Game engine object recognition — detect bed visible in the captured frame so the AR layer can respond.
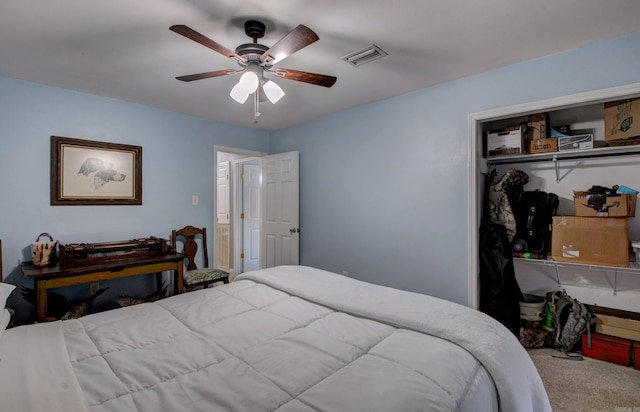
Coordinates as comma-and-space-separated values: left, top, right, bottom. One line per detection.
0, 265, 550, 411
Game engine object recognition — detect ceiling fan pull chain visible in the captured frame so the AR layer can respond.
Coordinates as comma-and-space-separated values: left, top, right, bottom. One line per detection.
254, 90, 261, 124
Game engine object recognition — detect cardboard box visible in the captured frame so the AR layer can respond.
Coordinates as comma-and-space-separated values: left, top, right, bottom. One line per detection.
594, 314, 640, 341
605, 98, 640, 141
558, 134, 594, 151
607, 137, 640, 147
486, 125, 525, 157
551, 216, 629, 267
581, 333, 631, 366
528, 113, 549, 140
573, 193, 637, 217
526, 137, 558, 154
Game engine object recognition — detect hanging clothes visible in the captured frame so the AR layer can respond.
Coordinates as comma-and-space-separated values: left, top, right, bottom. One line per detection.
479, 168, 527, 337
488, 168, 529, 242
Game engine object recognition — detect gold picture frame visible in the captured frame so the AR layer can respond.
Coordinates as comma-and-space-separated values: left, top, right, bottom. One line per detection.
51, 136, 142, 205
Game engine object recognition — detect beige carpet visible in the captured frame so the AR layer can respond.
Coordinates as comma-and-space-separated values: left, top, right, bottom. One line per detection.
529, 348, 640, 412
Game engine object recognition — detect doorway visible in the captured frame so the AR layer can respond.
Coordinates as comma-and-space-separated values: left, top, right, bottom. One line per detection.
214, 147, 301, 278
214, 146, 265, 278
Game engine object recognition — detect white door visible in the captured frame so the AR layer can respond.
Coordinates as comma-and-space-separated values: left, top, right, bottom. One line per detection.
216, 161, 231, 270
261, 151, 300, 267
242, 162, 261, 272
216, 162, 230, 224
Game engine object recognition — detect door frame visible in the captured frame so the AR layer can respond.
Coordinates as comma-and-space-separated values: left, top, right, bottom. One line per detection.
231, 157, 262, 275
213, 146, 266, 275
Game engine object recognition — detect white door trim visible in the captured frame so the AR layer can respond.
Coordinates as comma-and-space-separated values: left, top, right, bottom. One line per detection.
213, 146, 266, 274
231, 157, 262, 275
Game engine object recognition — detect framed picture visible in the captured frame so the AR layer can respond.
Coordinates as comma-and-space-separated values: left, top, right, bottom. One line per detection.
51, 136, 142, 205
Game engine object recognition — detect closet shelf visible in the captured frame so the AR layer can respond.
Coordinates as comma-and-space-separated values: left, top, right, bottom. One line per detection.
514, 257, 639, 295
486, 144, 640, 166
487, 145, 640, 182
514, 257, 640, 273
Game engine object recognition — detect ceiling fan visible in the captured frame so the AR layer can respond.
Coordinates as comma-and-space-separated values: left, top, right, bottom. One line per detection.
170, 20, 337, 115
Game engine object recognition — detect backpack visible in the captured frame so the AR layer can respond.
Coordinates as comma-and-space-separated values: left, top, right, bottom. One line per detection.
512, 190, 559, 255
546, 290, 593, 355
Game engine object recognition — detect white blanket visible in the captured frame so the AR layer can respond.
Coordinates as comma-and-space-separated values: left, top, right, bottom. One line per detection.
0, 265, 550, 412
0, 321, 89, 412
240, 266, 551, 412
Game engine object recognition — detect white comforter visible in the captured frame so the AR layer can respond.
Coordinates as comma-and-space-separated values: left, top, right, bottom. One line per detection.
0, 265, 550, 412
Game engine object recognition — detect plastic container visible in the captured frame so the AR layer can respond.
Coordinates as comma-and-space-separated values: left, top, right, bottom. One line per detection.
519, 294, 546, 321
633, 241, 640, 264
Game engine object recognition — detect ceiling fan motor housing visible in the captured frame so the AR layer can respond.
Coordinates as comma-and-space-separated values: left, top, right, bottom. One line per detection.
244, 20, 266, 41
236, 20, 269, 63
235, 43, 269, 61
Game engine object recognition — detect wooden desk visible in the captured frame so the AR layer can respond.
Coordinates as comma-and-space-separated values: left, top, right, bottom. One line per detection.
21, 253, 184, 322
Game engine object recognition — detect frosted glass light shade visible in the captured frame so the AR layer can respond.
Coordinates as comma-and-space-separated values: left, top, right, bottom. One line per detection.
230, 72, 259, 104
230, 83, 250, 103
263, 80, 285, 104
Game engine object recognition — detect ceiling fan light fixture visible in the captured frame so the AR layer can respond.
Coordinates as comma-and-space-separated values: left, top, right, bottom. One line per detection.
230, 84, 250, 104
229, 71, 259, 103
263, 80, 285, 104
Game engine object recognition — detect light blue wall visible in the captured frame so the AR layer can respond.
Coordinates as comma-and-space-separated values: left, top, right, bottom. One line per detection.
0, 77, 268, 321
271, 31, 640, 305
3, 31, 639, 321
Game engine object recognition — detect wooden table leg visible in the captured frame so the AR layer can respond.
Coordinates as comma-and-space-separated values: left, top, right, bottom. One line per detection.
174, 265, 183, 294
35, 280, 47, 322
155, 272, 163, 292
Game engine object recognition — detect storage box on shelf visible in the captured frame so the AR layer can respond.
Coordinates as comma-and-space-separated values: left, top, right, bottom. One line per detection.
558, 133, 594, 151
527, 138, 558, 154
550, 126, 596, 151
527, 112, 549, 140
608, 137, 640, 147
551, 216, 629, 267
573, 193, 637, 217
605, 97, 640, 143
485, 124, 526, 157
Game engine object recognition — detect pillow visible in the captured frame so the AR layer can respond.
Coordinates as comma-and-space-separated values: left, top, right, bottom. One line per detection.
0, 282, 15, 309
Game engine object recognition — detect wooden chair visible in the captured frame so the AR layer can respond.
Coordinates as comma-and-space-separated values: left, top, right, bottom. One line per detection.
172, 226, 229, 292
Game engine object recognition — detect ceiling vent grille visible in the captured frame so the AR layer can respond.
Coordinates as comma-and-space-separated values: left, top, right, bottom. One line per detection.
341, 44, 388, 67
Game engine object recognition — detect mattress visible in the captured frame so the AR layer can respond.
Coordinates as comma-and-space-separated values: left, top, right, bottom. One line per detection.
0, 265, 550, 411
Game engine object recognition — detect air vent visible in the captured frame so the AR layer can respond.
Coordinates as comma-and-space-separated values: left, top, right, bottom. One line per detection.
341, 44, 388, 67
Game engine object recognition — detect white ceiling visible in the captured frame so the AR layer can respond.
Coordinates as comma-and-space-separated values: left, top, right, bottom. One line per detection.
2, 1, 640, 131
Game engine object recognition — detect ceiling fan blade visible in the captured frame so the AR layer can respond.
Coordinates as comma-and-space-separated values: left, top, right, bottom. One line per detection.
176, 69, 237, 82
170, 25, 244, 63
273, 68, 337, 88
261, 25, 319, 65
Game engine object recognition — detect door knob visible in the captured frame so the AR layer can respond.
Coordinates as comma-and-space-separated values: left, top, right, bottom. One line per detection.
289, 227, 301, 234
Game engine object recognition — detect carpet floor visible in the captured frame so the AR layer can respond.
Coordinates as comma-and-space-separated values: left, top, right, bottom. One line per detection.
528, 348, 640, 412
